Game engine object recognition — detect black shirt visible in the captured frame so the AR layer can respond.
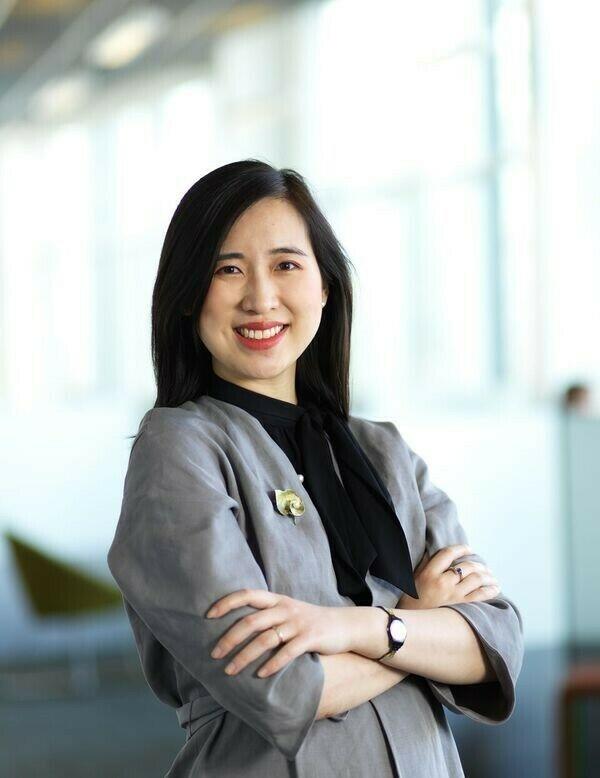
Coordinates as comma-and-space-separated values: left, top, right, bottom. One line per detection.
205, 367, 417, 605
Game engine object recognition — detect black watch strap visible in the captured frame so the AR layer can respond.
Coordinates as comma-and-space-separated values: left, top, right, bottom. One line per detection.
375, 605, 397, 661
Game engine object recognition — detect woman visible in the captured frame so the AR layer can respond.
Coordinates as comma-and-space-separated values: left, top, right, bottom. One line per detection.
107, 160, 524, 777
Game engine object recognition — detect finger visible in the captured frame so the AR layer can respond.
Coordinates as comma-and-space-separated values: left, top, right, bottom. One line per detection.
444, 561, 487, 580
257, 635, 308, 678
463, 585, 501, 602
206, 588, 278, 618
415, 551, 429, 574
224, 624, 298, 676
211, 605, 287, 659
456, 572, 498, 596
428, 544, 473, 576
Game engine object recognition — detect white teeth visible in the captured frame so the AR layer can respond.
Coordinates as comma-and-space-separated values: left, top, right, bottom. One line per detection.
237, 325, 285, 340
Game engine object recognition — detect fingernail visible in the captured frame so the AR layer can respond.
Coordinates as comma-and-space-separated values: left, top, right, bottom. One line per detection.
224, 662, 236, 674
206, 608, 216, 618
211, 646, 223, 658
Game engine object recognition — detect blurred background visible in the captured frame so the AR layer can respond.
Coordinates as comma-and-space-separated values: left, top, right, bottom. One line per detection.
0, 0, 598, 775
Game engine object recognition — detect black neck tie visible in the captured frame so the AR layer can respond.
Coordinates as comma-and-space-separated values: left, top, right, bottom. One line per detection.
296, 400, 418, 606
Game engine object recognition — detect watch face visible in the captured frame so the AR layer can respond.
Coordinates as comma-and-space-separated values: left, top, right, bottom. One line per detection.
390, 617, 407, 644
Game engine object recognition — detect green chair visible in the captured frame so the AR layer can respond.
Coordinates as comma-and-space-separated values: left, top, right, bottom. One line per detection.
3, 529, 124, 698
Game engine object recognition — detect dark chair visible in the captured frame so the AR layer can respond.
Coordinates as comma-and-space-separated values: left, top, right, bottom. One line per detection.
559, 662, 600, 778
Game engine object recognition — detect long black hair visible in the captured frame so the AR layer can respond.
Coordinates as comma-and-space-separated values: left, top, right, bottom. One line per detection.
151, 158, 356, 419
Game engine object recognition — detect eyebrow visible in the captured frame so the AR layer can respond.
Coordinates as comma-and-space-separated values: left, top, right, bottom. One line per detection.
216, 246, 308, 261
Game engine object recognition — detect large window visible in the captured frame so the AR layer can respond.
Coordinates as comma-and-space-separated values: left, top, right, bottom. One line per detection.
0, 0, 535, 414
0, 72, 215, 410
299, 0, 536, 413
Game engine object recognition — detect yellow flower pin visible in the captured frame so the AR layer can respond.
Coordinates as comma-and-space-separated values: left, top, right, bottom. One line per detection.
273, 489, 305, 525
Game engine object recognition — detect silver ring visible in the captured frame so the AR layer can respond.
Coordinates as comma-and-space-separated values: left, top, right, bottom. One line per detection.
271, 626, 285, 645
449, 566, 464, 582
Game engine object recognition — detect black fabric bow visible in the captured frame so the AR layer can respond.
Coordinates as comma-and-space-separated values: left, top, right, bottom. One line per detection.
296, 400, 418, 606
204, 367, 418, 607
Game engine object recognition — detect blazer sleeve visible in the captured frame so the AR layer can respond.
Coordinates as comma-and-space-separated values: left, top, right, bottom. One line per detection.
394, 425, 524, 724
107, 409, 325, 761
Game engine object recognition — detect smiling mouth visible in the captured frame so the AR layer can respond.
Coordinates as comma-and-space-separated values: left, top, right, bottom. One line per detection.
233, 324, 290, 350
234, 324, 289, 341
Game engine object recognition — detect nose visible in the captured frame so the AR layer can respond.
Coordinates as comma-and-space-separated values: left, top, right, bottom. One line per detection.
240, 270, 280, 314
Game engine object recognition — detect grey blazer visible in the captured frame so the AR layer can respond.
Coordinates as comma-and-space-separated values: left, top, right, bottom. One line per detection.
107, 395, 524, 778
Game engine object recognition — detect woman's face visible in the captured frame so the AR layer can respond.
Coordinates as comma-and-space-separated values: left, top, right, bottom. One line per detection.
198, 196, 328, 403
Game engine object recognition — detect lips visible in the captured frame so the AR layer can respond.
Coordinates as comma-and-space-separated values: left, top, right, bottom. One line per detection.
234, 324, 289, 350
233, 322, 288, 330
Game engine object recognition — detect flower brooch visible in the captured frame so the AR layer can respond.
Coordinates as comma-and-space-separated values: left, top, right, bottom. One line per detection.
272, 489, 305, 525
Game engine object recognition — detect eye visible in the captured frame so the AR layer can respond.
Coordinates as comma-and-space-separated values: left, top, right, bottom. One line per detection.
214, 261, 300, 275
277, 261, 300, 271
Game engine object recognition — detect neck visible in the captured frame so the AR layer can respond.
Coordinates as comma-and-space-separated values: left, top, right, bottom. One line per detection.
211, 364, 298, 405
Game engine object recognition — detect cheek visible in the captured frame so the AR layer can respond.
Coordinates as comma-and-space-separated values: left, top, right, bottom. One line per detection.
289, 310, 322, 347
198, 291, 226, 337
290, 281, 323, 318
197, 308, 210, 337
197, 311, 221, 352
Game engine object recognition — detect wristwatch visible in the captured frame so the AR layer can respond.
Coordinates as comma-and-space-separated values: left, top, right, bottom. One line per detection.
375, 605, 407, 660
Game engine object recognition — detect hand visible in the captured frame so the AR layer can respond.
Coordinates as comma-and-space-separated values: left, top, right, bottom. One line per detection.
397, 544, 501, 610
206, 589, 354, 678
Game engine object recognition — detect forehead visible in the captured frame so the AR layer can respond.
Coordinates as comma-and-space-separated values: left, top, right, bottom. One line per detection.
222, 198, 310, 246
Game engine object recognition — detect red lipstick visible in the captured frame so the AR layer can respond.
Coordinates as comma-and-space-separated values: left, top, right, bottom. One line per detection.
234, 324, 289, 351
233, 321, 287, 329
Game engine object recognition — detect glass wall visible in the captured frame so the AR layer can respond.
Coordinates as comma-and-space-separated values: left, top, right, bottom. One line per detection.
0, 0, 536, 418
